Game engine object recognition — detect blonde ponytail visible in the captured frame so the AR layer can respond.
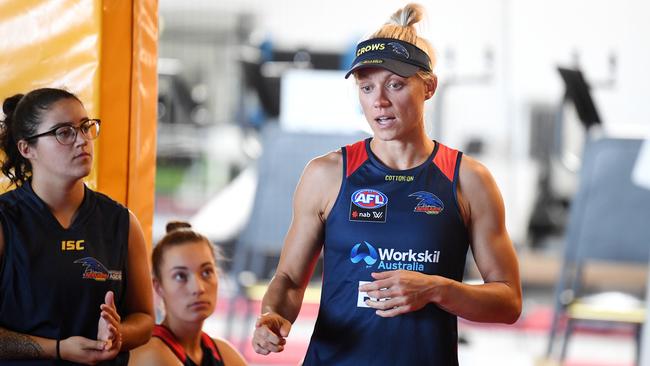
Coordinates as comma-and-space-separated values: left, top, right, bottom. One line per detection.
370, 3, 436, 72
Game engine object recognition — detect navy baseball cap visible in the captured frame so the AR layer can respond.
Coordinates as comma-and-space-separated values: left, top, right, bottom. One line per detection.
345, 38, 432, 79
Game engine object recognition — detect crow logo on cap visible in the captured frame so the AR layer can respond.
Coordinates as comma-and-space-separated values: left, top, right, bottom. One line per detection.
387, 42, 410, 59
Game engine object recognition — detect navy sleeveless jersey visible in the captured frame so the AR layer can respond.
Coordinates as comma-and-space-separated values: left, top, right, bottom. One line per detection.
303, 139, 470, 365
0, 181, 130, 366
152, 325, 225, 366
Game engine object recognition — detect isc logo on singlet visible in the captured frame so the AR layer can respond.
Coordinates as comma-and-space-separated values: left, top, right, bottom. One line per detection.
61, 240, 85, 251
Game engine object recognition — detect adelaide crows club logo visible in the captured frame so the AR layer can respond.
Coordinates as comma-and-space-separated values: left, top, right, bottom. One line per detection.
387, 42, 410, 59
349, 188, 388, 223
74, 257, 123, 281
409, 191, 444, 215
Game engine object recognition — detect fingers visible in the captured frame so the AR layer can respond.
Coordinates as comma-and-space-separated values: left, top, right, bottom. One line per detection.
101, 291, 118, 319
371, 271, 395, 280
100, 323, 118, 343
252, 325, 287, 354
375, 305, 409, 318
253, 313, 292, 355
104, 291, 115, 308
62, 336, 123, 365
99, 290, 121, 345
359, 271, 399, 293
253, 343, 271, 355
263, 330, 282, 347
361, 279, 399, 303
362, 271, 433, 318
77, 337, 108, 352
360, 270, 421, 301
98, 312, 120, 344
100, 323, 122, 352
279, 319, 292, 337
359, 279, 392, 293
97, 299, 122, 352
366, 296, 400, 310
365, 286, 397, 300
257, 325, 284, 345
103, 339, 113, 352
256, 313, 292, 336
365, 297, 411, 317
99, 295, 121, 336
100, 304, 121, 325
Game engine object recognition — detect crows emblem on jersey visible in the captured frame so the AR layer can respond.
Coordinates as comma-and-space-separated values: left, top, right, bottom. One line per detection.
409, 191, 444, 215
74, 257, 123, 281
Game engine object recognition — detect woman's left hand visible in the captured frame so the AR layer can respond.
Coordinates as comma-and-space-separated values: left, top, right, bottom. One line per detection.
359, 270, 447, 317
97, 291, 122, 354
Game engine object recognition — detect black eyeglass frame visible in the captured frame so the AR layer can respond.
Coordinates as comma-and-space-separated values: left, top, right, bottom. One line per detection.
23, 119, 101, 145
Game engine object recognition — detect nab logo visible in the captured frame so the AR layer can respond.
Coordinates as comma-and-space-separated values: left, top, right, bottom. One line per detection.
350, 241, 379, 267
349, 189, 388, 223
351, 189, 388, 209
61, 240, 85, 251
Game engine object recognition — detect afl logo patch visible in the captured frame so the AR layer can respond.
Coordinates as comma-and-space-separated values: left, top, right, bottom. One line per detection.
350, 189, 388, 223
351, 189, 388, 209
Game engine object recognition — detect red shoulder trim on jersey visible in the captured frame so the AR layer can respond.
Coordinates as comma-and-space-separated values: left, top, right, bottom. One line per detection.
152, 325, 187, 362
433, 142, 459, 182
346, 140, 368, 177
201, 332, 223, 361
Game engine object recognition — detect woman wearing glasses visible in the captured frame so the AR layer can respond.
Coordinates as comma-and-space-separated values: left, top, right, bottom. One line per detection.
0, 88, 154, 365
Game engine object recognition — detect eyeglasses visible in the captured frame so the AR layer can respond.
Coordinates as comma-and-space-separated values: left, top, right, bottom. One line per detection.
24, 119, 101, 146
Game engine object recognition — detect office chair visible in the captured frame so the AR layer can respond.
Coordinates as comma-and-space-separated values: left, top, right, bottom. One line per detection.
546, 137, 650, 363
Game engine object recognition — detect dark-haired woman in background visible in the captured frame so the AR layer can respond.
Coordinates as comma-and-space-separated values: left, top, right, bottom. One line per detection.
0, 88, 154, 365
129, 222, 246, 366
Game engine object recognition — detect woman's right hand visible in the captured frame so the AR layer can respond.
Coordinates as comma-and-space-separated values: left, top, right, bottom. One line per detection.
97, 291, 122, 353
252, 312, 292, 355
59, 336, 117, 365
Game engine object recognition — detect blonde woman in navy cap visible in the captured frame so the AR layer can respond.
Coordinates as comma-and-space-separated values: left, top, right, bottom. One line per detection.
252, 3, 522, 365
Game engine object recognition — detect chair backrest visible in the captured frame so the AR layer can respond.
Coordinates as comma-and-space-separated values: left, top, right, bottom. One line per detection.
563, 137, 650, 265
234, 124, 369, 277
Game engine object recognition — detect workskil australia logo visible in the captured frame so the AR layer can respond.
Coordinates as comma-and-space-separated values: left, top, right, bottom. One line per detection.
349, 188, 387, 223
349, 241, 439, 272
350, 241, 379, 267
